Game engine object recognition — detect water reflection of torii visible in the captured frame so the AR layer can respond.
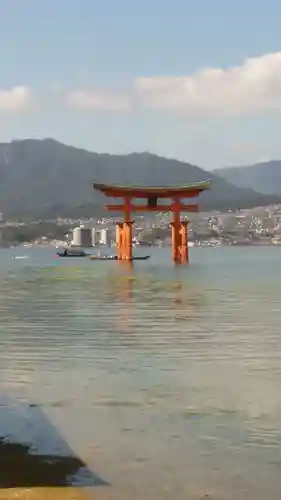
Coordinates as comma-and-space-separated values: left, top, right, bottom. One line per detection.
111, 265, 135, 333
110, 274, 204, 334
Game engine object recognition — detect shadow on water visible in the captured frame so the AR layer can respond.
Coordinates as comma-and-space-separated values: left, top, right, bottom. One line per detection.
0, 394, 109, 489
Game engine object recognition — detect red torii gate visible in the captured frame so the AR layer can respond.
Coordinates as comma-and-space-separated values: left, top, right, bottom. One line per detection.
93, 182, 210, 264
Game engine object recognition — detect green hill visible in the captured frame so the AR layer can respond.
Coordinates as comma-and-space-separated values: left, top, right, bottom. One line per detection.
0, 139, 279, 218
215, 160, 281, 196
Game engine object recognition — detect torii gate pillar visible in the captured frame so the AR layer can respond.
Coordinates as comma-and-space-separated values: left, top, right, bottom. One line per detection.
116, 221, 134, 261
171, 220, 189, 264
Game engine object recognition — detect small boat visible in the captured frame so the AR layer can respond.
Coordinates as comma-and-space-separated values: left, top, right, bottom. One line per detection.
131, 255, 150, 261
89, 255, 150, 261
56, 249, 88, 257
89, 255, 117, 261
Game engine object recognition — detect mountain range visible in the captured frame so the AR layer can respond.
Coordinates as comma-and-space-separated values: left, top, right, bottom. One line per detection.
0, 139, 279, 218
215, 160, 281, 196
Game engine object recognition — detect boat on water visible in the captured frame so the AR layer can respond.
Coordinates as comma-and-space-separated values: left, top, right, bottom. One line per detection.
56, 247, 150, 260
56, 248, 89, 257
89, 255, 117, 261
89, 255, 150, 261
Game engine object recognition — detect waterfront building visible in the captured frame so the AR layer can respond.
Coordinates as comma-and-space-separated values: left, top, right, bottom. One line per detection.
71, 226, 92, 247
92, 228, 110, 246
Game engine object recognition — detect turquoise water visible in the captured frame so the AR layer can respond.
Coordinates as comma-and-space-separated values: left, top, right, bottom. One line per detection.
1, 246, 281, 498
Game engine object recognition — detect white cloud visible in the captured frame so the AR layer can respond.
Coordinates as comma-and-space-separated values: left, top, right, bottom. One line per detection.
0, 86, 30, 112
134, 52, 281, 116
65, 89, 131, 111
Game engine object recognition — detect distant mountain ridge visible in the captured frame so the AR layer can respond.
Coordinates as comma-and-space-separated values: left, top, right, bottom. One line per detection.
214, 160, 281, 196
0, 139, 280, 218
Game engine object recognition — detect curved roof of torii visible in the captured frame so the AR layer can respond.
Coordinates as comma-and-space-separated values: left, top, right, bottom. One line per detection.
93, 181, 211, 199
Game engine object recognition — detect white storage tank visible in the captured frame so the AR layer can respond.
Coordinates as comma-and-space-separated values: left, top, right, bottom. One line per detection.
99, 228, 109, 245
92, 228, 99, 246
92, 228, 110, 246
71, 226, 92, 247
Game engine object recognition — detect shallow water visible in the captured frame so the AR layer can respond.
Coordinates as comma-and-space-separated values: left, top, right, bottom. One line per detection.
1, 246, 281, 499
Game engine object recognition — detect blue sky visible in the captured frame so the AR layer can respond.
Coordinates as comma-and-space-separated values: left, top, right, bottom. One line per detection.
1, 0, 281, 168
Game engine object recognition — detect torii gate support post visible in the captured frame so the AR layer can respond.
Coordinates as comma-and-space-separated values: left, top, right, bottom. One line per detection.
116, 222, 123, 260
180, 221, 189, 264
116, 196, 134, 261
171, 198, 189, 264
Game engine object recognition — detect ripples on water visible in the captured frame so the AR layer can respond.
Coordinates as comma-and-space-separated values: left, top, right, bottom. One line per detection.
1, 246, 281, 498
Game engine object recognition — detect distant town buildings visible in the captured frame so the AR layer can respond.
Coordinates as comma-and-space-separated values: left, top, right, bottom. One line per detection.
4, 205, 281, 248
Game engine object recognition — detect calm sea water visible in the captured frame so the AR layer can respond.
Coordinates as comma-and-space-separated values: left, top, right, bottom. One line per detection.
1, 246, 281, 499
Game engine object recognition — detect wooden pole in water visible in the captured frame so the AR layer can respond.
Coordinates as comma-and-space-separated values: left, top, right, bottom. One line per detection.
120, 196, 133, 261
171, 197, 181, 263
116, 222, 123, 260
180, 221, 189, 264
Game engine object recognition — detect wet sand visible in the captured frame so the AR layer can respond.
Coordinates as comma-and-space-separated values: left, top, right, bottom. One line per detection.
0, 489, 92, 500
0, 439, 86, 487
0, 488, 214, 500
0, 437, 216, 499
0, 438, 95, 499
